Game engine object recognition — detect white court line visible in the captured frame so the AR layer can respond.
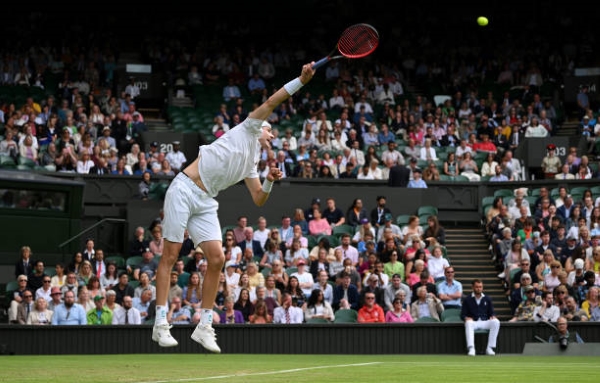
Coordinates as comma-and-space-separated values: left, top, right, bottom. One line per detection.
134, 362, 382, 383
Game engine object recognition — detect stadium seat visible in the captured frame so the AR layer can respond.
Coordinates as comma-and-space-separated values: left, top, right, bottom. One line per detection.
105, 255, 126, 269
415, 316, 440, 323
285, 267, 298, 276
441, 308, 462, 322
126, 256, 143, 271
332, 224, 355, 238
418, 205, 438, 218
396, 214, 412, 227
306, 317, 330, 324
333, 309, 358, 323
177, 272, 190, 288
493, 189, 514, 198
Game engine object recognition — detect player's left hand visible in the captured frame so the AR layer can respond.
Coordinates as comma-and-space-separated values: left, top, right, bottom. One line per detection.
267, 167, 283, 182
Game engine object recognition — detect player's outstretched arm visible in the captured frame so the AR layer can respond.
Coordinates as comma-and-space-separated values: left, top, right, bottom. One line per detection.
248, 62, 315, 123
245, 167, 283, 207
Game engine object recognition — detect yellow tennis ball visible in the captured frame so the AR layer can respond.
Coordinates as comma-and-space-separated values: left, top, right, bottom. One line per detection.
477, 16, 489, 26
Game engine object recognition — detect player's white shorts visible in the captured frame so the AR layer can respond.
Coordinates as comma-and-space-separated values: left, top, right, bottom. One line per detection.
161, 172, 221, 246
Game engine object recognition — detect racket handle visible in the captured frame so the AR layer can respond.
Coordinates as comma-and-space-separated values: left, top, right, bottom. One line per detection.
312, 57, 330, 70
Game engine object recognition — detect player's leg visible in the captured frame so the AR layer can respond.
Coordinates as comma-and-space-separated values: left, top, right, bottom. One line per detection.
187, 201, 223, 353
152, 174, 191, 347
464, 320, 476, 355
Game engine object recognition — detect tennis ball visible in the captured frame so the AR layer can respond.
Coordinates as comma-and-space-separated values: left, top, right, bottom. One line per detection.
477, 16, 489, 26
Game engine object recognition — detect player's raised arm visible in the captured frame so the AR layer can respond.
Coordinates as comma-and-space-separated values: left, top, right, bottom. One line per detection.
248, 62, 316, 123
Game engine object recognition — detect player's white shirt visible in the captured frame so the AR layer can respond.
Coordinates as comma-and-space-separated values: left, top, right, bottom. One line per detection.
198, 118, 261, 198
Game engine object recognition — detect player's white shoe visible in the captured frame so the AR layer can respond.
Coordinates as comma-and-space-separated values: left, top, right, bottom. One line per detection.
467, 347, 476, 356
191, 323, 221, 353
152, 324, 178, 347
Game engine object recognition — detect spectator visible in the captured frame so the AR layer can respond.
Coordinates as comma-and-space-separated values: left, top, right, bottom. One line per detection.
218, 295, 244, 324
51, 290, 87, 325
26, 297, 53, 325
332, 271, 360, 311
410, 285, 444, 321
386, 297, 414, 323
533, 291, 560, 322
357, 291, 385, 323
303, 288, 335, 322
437, 267, 463, 310
167, 296, 191, 325
273, 292, 303, 324
112, 295, 142, 325
87, 295, 113, 325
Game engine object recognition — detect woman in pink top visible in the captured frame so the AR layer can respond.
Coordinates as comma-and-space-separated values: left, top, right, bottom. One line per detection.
385, 296, 414, 323
308, 208, 332, 236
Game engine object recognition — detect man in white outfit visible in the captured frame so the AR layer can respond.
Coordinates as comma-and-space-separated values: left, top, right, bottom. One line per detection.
152, 62, 316, 352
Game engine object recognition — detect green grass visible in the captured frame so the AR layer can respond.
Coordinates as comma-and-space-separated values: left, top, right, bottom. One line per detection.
0, 354, 596, 383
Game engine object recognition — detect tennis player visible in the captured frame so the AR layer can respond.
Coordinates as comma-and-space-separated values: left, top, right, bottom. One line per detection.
152, 62, 316, 352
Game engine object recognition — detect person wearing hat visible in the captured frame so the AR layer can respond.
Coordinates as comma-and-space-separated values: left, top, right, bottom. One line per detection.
87, 294, 113, 325
289, 258, 314, 298
165, 140, 187, 174
407, 167, 427, 188
47, 286, 64, 311
509, 284, 540, 322
541, 143, 561, 179
304, 198, 321, 222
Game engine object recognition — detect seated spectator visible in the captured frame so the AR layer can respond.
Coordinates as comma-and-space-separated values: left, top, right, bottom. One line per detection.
133, 287, 155, 324
332, 271, 360, 311
234, 287, 255, 323
357, 291, 385, 323
248, 299, 273, 324
51, 290, 87, 325
167, 296, 191, 325
533, 291, 560, 323
385, 297, 414, 323
273, 292, 303, 324
303, 288, 335, 322
437, 267, 463, 310
410, 285, 444, 321
509, 285, 538, 322
26, 297, 53, 325
87, 295, 113, 325
112, 295, 141, 325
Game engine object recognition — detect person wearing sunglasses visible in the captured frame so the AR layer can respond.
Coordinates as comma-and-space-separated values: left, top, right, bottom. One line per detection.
8, 275, 31, 323
34, 277, 53, 303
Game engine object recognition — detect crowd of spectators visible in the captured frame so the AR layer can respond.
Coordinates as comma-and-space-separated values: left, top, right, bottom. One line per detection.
485, 184, 600, 323
7, 195, 463, 326
3, 8, 600, 335
1, 9, 600, 187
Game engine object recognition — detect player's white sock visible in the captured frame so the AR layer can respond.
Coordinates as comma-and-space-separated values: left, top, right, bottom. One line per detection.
200, 308, 213, 325
155, 305, 168, 325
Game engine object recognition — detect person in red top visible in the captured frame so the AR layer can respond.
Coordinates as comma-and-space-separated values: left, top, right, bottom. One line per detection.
357, 292, 385, 323
472, 132, 497, 154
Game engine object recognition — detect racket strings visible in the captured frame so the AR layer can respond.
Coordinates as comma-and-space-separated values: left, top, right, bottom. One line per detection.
337, 24, 379, 58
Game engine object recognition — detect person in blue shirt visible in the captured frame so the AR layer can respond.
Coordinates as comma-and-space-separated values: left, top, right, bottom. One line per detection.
51, 290, 87, 325
407, 168, 428, 188
437, 267, 463, 310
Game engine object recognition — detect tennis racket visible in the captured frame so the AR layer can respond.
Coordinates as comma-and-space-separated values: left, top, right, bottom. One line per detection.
312, 23, 379, 70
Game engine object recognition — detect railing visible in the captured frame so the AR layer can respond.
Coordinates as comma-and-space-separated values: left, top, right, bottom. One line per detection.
58, 218, 128, 262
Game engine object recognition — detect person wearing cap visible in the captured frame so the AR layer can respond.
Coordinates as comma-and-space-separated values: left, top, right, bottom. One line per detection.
509, 284, 539, 322
540, 143, 561, 179
8, 274, 31, 323
165, 140, 187, 174
86, 294, 113, 325
132, 248, 159, 281
152, 62, 315, 351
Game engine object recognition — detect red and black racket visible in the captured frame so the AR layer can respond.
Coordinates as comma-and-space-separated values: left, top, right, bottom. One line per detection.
313, 23, 379, 70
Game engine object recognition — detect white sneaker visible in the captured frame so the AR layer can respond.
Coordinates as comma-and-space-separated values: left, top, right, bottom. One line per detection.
467, 347, 476, 356
486, 347, 496, 355
152, 324, 178, 347
497, 272, 506, 279
191, 323, 221, 353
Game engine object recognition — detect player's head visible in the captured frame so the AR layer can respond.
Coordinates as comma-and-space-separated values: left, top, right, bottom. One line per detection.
259, 121, 273, 149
